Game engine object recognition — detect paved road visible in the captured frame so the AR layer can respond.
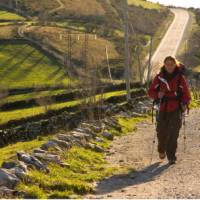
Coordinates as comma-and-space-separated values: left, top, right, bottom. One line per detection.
146, 8, 190, 80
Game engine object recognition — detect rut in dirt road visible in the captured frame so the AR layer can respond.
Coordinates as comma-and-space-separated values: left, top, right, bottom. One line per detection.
87, 108, 200, 199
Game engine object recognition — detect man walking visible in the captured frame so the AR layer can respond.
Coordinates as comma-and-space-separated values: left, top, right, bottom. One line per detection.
148, 56, 191, 164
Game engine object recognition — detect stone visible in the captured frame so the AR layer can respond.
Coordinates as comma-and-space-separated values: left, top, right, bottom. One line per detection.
101, 132, 114, 140
131, 112, 144, 117
10, 167, 27, 179
94, 145, 104, 153
72, 128, 93, 141
72, 131, 88, 140
32, 153, 61, 164
57, 134, 73, 143
17, 151, 49, 173
74, 128, 95, 139
41, 141, 62, 152
86, 143, 104, 153
86, 143, 95, 150
95, 137, 104, 143
0, 186, 18, 197
59, 162, 70, 168
1, 162, 17, 169
81, 123, 101, 133
119, 111, 131, 118
51, 139, 71, 149
33, 148, 48, 154
0, 168, 19, 189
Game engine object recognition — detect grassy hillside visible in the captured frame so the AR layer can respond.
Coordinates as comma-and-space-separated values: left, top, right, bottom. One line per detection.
179, 9, 200, 72
0, 10, 25, 21
0, 41, 70, 89
0, 1, 173, 126
24, 26, 119, 68
0, 25, 19, 38
128, 0, 161, 9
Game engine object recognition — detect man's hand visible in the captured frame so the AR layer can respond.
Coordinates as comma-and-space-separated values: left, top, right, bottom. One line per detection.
158, 91, 165, 99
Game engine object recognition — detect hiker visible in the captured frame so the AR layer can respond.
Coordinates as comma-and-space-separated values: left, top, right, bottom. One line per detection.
148, 56, 191, 165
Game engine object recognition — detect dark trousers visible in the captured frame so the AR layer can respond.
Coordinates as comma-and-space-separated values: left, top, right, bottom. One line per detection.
156, 109, 182, 160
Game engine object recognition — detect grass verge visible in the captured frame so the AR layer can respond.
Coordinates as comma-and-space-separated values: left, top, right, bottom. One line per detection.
13, 114, 148, 198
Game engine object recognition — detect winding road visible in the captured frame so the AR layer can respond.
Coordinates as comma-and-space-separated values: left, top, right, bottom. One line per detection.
146, 8, 190, 80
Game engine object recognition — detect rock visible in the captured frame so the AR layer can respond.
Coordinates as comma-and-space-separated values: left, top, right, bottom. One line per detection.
131, 112, 144, 117
17, 151, 49, 173
0, 186, 18, 197
119, 111, 131, 118
59, 162, 70, 168
72, 131, 88, 141
1, 161, 28, 178
0, 168, 19, 189
16, 161, 28, 173
32, 153, 61, 164
94, 145, 104, 153
1, 162, 17, 169
81, 123, 102, 133
33, 148, 48, 154
95, 137, 104, 143
101, 132, 114, 140
10, 167, 27, 179
57, 134, 85, 147
74, 128, 96, 139
57, 134, 73, 143
86, 143, 95, 150
51, 139, 71, 149
86, 143, 104, 153
41, 141, 62, 152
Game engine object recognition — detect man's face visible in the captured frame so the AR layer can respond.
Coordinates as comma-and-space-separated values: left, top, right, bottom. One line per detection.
164, 60, 176, 74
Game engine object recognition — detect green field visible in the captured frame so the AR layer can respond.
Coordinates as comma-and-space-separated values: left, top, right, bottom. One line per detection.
0, 10, 25, 21
0, 89, 141, 125
0, 42, 71, 89
128, 0, 162, 9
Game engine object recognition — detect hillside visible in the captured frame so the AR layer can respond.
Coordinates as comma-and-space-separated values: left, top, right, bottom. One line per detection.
0, 0, 174, 126
181, 8, 200, 73
0, 41, 69, 90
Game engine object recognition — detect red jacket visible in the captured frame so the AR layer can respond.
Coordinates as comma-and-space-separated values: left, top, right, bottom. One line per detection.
148, 67, 191, 112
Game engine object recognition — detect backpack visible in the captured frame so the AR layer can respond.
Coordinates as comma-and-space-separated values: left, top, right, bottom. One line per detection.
152, 63, 187, 122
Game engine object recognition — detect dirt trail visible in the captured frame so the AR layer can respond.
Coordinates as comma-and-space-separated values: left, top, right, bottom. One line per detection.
87, 108, 200, 199
49, 0, 65, 14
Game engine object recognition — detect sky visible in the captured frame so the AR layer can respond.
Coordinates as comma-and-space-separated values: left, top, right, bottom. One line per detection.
148, 0, 200, 8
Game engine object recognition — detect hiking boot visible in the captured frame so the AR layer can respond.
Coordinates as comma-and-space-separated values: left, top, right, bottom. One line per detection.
159, 152, 166, 160
168, 159, 176, 165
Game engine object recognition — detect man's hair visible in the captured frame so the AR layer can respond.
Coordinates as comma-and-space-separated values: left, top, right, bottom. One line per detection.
164, 56, 176, 64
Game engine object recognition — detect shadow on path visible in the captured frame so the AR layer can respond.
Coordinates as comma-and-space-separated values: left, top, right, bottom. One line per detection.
95, 162, 171, 195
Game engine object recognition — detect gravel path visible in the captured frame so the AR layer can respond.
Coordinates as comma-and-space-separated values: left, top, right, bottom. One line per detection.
87, 108, 200, 199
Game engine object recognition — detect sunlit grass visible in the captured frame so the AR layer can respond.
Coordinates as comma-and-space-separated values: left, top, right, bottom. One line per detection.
128, 0, 162, 9
0, 135, 52, 165
16, 114, 145, 198
1, 89, 68, 104
0, 10, 25, 21
0, 88, 142, 125
0, 42, 72, 89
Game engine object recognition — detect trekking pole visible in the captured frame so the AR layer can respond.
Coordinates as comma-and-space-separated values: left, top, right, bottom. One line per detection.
183, 113, 186, 153
150, 98, 161, 165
